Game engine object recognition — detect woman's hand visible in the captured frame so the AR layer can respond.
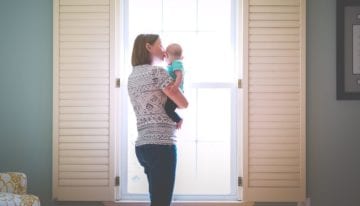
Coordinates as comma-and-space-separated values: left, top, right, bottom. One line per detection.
162, 83, 188, 109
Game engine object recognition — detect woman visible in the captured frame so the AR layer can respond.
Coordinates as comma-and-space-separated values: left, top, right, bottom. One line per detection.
127, 34, 188, 206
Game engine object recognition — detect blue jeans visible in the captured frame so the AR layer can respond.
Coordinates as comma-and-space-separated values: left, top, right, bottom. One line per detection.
135, 144, 177, 206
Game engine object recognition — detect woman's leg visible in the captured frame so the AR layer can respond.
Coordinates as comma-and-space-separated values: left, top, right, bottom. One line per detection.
136, 144, 177, 206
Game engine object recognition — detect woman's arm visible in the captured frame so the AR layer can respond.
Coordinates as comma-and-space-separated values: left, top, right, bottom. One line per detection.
162, 83, 188, 109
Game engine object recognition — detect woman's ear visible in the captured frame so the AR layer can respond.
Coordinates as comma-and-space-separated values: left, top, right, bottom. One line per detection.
145, 43, 152, 52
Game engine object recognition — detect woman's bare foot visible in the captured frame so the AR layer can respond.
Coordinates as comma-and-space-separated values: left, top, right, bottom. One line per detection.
176, 119, 183, 129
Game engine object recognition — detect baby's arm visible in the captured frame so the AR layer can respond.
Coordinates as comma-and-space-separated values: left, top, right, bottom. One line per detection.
173, 70, 183, 88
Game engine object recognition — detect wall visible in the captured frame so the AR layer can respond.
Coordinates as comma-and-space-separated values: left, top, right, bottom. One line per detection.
1, 0, 360, 205
0, 0, 98, 205
307, 0, 360, 205
0, 0, 53, 205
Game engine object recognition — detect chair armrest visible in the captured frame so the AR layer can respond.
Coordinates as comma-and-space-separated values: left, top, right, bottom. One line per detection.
0, 172, 27, 195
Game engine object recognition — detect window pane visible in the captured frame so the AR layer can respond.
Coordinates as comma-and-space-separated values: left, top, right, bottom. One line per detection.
183, 32, 234, 83
163, 0, 197, 31
129, 0, 163, 33
198, 0, 232, 31
197, 88, 232, 141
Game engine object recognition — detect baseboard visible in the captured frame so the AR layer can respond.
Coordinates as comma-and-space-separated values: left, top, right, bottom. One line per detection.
103, 201, 254, 206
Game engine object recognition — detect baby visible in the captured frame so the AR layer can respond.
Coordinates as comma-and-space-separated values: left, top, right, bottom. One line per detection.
165, 43, 184, 129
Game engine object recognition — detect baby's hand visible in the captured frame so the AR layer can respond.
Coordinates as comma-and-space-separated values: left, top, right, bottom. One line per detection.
176, 119, 183, 129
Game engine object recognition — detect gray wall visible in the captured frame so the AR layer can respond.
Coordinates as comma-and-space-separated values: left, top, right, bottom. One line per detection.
307, 0, 360, 206
1, 0, 360, 205
0, 0, 54, 205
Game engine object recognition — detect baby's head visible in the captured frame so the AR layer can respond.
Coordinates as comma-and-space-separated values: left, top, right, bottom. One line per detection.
165, 43, 183, 64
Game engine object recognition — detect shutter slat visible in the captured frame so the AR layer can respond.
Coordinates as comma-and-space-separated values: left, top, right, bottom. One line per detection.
60, 34, 110, 42
249, 13, 299, 21
249, 42, 299, 50
249, 129, 300, 137
250, 0, 300, 6
60, 106, 109, 114
250, 6, 300, 13
250, 35, 300, 43
249, 180, 300, 187
250, 144, 299, 151
60, 0, 109, 6
250, 122, 300, 129
249, 21, 299, 28
250, 28, 299, 34
60, 100, 109, 106
59, 143, 109, 150
60, 71, 109, 78
60, 64, 109, 70
60, 114, 109, 121
60, 157, 109, 165
60, 85, 109, 92
59, 165, 109, 172
250, 115, 299, 122
60, 78, 109, 85
59, 128, 109, 136
250, 158, 299, 165
60, 179, 109, 186
59, 171, 108, 179
250, 173, 300, 180
59, 136, 109, 143
250, 79, 299, 86
249, 64, 299, 71
60, 121, 109, 128
249, 93, 299, 100
249, 71, 299, 78
60, 93, 109, 100
60, 49, 109, 57
60, 42, 109, 49
250, 137, 299, 144
250, 57, 300, 64
60, 27, 109, 35
60, 5, 109, 12
60, 13, 109, 20
59, 150, 108, 157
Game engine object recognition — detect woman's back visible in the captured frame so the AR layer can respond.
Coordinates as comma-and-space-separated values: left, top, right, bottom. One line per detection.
127, 64, 176, 146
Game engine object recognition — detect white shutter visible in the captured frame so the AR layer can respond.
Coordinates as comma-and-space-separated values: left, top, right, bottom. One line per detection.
53, 0, 116, 201
242, 0, 306, 202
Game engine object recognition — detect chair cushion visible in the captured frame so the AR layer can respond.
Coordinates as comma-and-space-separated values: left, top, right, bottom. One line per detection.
0, 172, 27, 195
0, 192, 40, 206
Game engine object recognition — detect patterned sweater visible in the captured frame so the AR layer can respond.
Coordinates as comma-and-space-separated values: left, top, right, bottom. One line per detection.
127, 64, 176, 146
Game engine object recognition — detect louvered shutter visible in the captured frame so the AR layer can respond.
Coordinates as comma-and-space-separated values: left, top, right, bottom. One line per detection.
242, 0, 306, 202
53, 0, 116, 201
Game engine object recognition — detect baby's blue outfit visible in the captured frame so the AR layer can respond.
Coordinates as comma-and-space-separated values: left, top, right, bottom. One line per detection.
167, 60, 184, 92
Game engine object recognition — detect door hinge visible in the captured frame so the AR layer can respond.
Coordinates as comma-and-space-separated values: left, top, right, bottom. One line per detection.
116, 78, 121, 88
115, 176, 120, 186
238, 176, 243, 187
238, 79, 242, 89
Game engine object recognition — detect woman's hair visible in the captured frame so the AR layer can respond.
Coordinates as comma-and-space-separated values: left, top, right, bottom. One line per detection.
131, 34, 160, 66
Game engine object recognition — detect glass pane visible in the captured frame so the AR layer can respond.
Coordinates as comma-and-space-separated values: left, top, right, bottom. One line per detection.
197, 88, 232, 141
186, 32, 234, 83
198, 0, 232, 31
174, 88, 232, 195
128, 0, 163, 33
163, 0, 197, 31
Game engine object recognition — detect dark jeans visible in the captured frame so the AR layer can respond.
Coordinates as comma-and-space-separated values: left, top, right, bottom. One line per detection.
165, 98, 182, 123
135, 144, 177, 206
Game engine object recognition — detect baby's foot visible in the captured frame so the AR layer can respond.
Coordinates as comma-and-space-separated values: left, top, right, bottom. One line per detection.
176, 119, 183, 129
